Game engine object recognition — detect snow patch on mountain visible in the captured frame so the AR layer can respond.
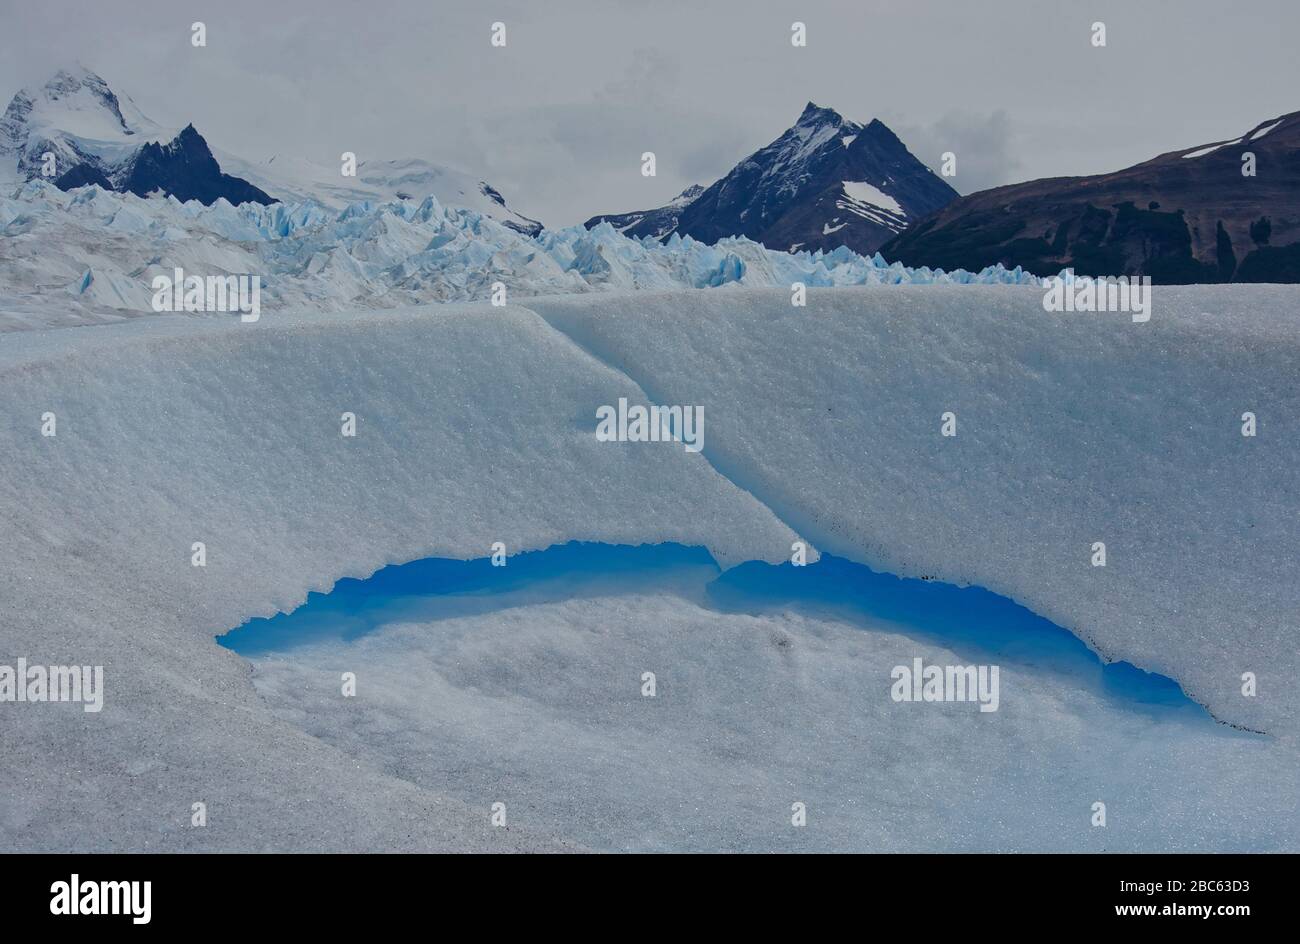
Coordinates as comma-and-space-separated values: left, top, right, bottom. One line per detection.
1182, 138, 1242, 160
1250, 120, 1284, 140
841, 180, 905, 216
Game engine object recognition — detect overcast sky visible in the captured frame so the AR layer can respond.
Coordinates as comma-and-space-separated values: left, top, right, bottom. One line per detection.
3, 0, 1298, 226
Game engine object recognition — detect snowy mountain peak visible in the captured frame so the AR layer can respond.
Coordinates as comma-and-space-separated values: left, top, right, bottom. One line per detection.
796, 101, 855, 130
670, 184, 705, 206
582, 183, 705, 238
1, 66, 169, 188
37, 66, 133, 134
0, 67, 274, 206
1, 66, 158, 159
582, 183, 706, 239
2, 68, 543, 226
767, 105, 862, 173
587, 102, 956, 255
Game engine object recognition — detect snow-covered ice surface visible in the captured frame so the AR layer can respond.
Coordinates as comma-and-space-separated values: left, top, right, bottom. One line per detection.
1, 286, 1296, 850
0, 180, 1046, 332
529, 287, 1300, 738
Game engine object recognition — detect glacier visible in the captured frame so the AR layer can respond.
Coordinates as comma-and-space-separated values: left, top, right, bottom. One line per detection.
0, 286, 1296, 851
0, 179, 1047, 331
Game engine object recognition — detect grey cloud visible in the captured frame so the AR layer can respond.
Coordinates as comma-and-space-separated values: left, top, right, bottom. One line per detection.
2, 0, 1298, 225
885, 110, 1023, 195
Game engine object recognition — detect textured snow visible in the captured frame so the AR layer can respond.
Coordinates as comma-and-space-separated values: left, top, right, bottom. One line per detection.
0, 180, 1047, 331
1, 286, 1296, 851
4, 66, 162, 145
21, 79, 142, 142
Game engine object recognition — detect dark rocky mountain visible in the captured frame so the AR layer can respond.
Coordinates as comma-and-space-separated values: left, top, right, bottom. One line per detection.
50, 162, 112, 191
585, 184, 704, 239
586, 103, 958, 255
116, 124, 273, 205
2, 67, 274, 207
882, 111, 1300, 283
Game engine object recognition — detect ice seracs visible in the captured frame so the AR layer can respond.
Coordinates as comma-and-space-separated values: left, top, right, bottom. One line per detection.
0, 180, 1053, 330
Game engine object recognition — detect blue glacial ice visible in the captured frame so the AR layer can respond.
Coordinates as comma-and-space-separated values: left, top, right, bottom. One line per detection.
0, 180, 1049, 329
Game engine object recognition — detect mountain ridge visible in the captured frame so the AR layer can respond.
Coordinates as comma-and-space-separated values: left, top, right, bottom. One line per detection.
0, 66, 273, 206
586, 102, 958, 255
1, 66, 543, 229
882, 110, 1300, 283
